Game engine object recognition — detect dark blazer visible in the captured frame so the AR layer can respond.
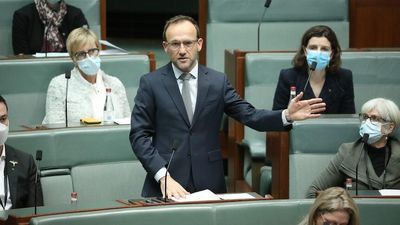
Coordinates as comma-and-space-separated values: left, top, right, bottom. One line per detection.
12, 3, 88, 55
130, 63, 287, 197
4, 145, 43, 209
272, 67, 355, 114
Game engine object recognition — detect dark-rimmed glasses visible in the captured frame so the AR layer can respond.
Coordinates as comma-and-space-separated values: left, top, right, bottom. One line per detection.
359, 113, 388, 125
165, 40, 198, 51
74, 48, 100, 61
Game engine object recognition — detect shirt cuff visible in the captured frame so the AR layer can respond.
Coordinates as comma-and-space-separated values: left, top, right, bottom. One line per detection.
282, 109, 292, 126
154, 167, 168, 182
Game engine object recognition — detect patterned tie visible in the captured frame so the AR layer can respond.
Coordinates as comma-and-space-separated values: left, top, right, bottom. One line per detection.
179, 73, 193, 123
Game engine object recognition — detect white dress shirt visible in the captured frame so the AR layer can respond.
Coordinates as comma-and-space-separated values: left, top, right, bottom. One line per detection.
0, 145, 12, 210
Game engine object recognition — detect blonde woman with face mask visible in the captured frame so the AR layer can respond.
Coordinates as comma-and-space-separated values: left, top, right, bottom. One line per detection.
307, 98, 400, 198
42, 27, 130, 125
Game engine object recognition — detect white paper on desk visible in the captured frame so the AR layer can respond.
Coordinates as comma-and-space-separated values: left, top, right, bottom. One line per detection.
99, 40, 128, 53
113, 117, 131, 125
217, 193, 255, 200
171, 189, 222, 202
379, 189, 400, 196
33, 52, 69, 57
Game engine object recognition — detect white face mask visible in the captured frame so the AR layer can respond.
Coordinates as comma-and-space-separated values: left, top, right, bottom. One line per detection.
0, 123, 9, 146
77, 56, 101, 76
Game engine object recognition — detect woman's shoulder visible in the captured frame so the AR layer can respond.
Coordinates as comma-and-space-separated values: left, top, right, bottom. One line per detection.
334, 67, 353, 79
279, 67, 304, 80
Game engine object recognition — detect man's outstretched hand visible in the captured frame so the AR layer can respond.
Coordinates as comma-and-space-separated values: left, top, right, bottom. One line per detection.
286, 92, 326, 121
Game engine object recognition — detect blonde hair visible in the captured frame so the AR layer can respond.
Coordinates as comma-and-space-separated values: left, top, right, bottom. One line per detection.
66, 27, 100, 59
298, 187, 360, 225
361, 98, 400, 134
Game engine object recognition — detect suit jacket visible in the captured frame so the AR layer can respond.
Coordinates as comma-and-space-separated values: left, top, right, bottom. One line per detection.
12, 3, 88, 55
130, 63, 287, 197
272, 67, 355, 114
4, 145, 43, 209
307, 138, 400, 198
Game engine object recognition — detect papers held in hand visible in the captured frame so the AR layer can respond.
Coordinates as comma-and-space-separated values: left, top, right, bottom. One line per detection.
171, 189, 255, 202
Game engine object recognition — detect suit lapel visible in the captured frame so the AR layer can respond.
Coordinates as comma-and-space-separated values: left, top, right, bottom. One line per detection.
192, 65, 210, 127
161, 63, 191, 126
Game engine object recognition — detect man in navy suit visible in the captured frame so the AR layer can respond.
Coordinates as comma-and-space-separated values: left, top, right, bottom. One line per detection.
129, 15, 326, 199
0, 95, 43, 209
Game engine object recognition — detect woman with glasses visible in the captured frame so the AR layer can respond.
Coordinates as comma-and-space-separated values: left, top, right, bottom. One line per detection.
42, 27, 130, 124
299, 187, 360, 225
307, 98, 400, 198
272, 25, 355, 114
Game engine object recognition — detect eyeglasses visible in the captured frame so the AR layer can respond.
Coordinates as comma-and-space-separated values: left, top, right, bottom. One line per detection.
74, 48, 100, 61
165, 40, 198, 51
359, 113, 388, 125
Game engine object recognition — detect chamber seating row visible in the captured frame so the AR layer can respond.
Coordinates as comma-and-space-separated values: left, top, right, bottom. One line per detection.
7, 125, 146, 206
199, 0, 349, 72
224, 50, 400, 197
0, 52, 155, 130
0, 0, 105, 57
27, 198, 400, 225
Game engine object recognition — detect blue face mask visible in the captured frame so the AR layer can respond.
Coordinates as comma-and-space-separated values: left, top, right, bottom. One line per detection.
359, 119, 383, 144
306, 50, 331, 71
77, 56, 101, 76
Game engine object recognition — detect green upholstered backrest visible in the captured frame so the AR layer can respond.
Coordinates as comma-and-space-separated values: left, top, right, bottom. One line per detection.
7, 125, 135, 169
0, 53, 150, 130
0, 0, 101, 57
341, 51, 400, 111
29, 205, 216, 225
207, 0, 349, 72
28, 198, 400, 225
289, 116, 360, 199
71, 161, 146, 202
243, 52, 294, 159
7, 125, 147, 205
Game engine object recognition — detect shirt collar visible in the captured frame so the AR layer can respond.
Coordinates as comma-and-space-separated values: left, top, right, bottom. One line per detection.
172, 61, 199, 80
0, 145, 5, 160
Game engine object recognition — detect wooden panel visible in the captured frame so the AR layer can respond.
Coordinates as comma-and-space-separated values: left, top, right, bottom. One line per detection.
198, 0, 208, 66
267, 131, 289, 199
350, 0, 400, 48
100, 0, 107, 40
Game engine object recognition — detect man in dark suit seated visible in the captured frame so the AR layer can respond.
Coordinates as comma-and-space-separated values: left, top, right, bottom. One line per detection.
0, 95, 43, 209
129, 15, 326, 199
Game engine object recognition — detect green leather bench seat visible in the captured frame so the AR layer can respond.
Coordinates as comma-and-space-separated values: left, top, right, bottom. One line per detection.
289, 116, 400, 199
0, 0, 101, 57
28, 198, 400, 225
289, 116, 360, 199
208, 0, 349, 71
7, 125, 146, 206
0, 53, 150, 130
242, 51, 400, 192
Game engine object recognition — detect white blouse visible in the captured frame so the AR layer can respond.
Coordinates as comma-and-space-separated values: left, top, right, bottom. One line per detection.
42, 67, 131, 124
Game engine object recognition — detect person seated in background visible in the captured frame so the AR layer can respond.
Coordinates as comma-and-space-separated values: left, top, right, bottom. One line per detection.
307, 98, 400, 198
42, 27, 130, 124
12, 0, 88, 55
0, 95, 43, 209
273, 25, 355, 114
299, 187, 360, 225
